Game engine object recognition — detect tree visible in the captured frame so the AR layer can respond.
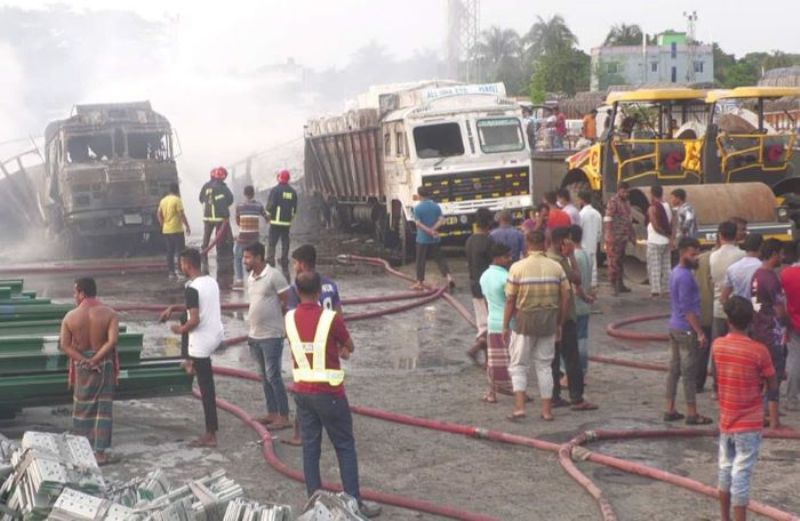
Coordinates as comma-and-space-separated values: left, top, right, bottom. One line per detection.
603, 24, 646, 47
524, 15, 578, 59
529, 48, 590, 97
474, 27, 526, 94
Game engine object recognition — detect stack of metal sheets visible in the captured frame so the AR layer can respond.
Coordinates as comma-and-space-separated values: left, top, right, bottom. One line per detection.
48, 487, 133, 520
222, 498, 292, 521
107, 469, 173, 507
0, 435, 17, 481
0, 432, 105, 520
129, 470, 243, 521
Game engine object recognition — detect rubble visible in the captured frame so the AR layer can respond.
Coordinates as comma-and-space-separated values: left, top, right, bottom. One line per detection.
295, 491, 368, 521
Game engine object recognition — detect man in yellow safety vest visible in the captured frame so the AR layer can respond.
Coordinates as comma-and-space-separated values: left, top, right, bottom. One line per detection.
284, 271, 381, 518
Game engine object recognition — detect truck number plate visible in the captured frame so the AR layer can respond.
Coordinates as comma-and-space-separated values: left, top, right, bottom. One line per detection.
123, 214, 143, 225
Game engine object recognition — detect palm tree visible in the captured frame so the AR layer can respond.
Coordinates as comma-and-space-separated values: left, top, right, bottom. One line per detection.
475, 26, 521, 68
524, 15, 578, 59
603, 24, 646, 46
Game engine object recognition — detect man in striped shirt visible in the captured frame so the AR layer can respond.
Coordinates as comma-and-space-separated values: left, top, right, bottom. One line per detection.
234, 185, 269, 287
713, 296, 779, 521
503, 229, 570, 421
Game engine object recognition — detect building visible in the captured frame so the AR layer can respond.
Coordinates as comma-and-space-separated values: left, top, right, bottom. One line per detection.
590, 31, 714, 91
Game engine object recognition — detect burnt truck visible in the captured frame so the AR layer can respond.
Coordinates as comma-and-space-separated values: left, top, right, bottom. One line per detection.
304, 81, 533, 260
38, 102, 179, 253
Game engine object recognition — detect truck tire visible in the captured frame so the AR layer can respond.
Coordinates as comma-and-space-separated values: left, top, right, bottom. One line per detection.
399, 213, 415, 264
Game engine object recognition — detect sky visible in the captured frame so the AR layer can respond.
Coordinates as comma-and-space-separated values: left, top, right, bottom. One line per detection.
7, 0, 800, 72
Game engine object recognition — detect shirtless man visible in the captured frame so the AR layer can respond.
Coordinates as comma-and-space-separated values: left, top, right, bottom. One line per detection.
59, 277, 119, 465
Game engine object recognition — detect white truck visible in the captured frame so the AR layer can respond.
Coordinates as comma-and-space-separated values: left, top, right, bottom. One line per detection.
304, 80, 533, 259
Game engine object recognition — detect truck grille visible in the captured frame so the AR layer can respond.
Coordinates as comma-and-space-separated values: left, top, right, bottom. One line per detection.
422, 167, 529, 203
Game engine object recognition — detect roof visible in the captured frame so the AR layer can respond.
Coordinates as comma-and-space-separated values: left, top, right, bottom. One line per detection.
606, 88, 706, 104
706, 87, 800, 102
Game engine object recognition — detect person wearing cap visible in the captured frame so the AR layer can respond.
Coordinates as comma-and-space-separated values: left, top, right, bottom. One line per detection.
199, 167, 234, 275
266, 169, 298, 279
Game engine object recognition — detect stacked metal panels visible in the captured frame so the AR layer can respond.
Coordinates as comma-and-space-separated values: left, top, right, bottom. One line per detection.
49, 488, 133, 520
0, 432, 105, 520
0, 278, 192, 418
222, 498, 292, 521
0, 435, 17, 481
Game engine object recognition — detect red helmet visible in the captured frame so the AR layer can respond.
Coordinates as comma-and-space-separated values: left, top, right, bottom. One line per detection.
210, 166, 228, 180
278, 169, 290, 184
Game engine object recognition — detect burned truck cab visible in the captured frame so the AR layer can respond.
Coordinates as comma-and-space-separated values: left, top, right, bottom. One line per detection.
42, 102, 179, 251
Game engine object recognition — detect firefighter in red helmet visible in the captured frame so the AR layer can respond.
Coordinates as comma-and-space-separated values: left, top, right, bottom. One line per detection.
199, 166, 235, 275
266, 169, 298, 277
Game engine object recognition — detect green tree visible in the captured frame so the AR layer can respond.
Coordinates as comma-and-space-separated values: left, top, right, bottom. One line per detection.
530, 48, 590, 97
603, 24, 647, 46
474, 26, 527, 94
524, 14, 578, 59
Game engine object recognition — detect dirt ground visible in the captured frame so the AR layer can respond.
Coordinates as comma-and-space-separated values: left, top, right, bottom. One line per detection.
2, 216, 799, 520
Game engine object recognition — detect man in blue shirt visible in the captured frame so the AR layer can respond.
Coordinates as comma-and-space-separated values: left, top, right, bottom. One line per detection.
490, 210, 525, 262
412, 186, 453, 290
665, 237, 712, 425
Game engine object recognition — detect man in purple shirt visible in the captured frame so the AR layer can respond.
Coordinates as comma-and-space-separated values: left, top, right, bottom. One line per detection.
489, 210, 524, 262
664, 237, 713, 425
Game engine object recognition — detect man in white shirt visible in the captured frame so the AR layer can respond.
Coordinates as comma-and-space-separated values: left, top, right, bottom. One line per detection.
243, 242, 292, 429
557, 188, 581, 226
577, 190, 602, 288
160, 248, 224, 448
646, 185, 673, 297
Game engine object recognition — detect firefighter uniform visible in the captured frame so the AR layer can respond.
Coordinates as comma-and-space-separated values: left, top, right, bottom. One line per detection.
199, 178, 234, 271
266, 182, 298, 274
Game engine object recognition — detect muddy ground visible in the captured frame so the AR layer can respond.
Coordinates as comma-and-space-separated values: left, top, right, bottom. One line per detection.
2, 215, 799, 521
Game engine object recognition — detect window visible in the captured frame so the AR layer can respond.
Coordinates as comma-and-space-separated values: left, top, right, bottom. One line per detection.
395, 131, 405, 157
128, 132, 172, 160
383, 132, 391, 157
607, 62, 619, 74
476, 118, 524, 153
694, 61, 704, 73
651, 62, 658, 73
412, 123, 465, 159
671, 66, 677, 83
65, 135, 113, 163
670, 42, 677, 59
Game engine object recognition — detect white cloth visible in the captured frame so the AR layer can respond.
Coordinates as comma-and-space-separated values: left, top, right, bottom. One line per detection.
507, 331, 555, 397
471, 298, 488, 338
580, 204, 602, 287
247, 264, 290, 339
561, 203, 581, 226
647, 201, 672, 245
710, 244, 746, 319
187, 275, 224, 358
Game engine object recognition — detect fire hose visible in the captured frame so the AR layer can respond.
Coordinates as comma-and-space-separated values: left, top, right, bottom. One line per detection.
4, 254, 799, 519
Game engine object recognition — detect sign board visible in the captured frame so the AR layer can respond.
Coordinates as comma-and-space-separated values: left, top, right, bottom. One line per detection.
422, 83, 506, 102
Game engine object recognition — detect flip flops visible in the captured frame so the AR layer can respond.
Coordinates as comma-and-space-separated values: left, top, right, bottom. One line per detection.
663, 411, 685, 422
685, 415, 713, 425
507, 412, 527, 422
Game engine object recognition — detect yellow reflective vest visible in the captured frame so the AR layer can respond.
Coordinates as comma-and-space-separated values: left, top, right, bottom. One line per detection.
285, 308, 344, 386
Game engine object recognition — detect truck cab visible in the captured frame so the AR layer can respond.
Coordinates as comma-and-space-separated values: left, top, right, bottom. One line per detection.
41, 102, 179, 253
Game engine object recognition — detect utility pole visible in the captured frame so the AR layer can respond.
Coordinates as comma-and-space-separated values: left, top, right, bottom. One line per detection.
446, 0, 480, 82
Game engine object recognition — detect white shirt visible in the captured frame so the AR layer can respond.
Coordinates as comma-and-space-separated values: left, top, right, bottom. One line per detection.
186, 275, 224, 358
560, 202, 581, 226
647, 201, 672, 245
710, 243, 746, 318
247, 265, 290, 339
579, 204, 602, 254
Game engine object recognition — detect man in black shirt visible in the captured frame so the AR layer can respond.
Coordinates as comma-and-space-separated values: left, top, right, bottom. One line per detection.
266, 169, 298, 279
465, 208, 495, 365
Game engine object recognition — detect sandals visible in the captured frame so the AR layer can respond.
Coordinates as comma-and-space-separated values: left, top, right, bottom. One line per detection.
571, 401, 598, 411
663, 411, 685, 422
685, 415, 713, 425
481, 394, 498, 404
507, 412, 526, 422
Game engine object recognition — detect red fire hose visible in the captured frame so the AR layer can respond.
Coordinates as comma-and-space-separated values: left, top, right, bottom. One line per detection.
606, 314, 670, 342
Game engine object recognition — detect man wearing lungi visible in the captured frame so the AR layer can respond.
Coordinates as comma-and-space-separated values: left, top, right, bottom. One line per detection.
60, 277, 119, 465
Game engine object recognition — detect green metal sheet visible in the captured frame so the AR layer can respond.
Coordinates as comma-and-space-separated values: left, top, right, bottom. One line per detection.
0, 304, 73, 321
0, 279, 23, 293
0, 345, 142, 373
0, 298, 51, 305
0, 288, 10, 299
0, 319, 127, 336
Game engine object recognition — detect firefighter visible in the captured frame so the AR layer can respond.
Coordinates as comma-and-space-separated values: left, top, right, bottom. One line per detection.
266, 169, 298, 278
199, 167, 235, 276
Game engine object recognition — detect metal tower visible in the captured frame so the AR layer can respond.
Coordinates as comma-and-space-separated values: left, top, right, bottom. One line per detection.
447, 0, 480, 82
684, 10, 699, 82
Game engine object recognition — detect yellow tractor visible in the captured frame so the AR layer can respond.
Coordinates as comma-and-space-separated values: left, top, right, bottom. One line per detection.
564, 88, 793, 258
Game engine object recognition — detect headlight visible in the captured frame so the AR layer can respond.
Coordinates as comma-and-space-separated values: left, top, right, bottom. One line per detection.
459, 215, 468, 224
777, 207, 789, 222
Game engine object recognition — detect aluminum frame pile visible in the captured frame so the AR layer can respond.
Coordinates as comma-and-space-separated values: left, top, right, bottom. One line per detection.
107, 469, 173, 507
222, 498, 292, 521
0, 435, 17, 481
49, 487, 133, 520
129, 470, 244, 521
0, 432, 104, 520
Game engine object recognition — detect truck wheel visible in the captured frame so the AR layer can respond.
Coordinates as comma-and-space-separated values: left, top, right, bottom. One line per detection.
399, 214, 415, 264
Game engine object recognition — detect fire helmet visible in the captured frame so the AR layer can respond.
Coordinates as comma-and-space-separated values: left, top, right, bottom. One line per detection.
210, 166, 228, 180
278, 169, 291, 184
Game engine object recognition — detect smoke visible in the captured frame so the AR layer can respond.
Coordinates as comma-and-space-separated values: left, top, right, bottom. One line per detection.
0, 42, 34, 152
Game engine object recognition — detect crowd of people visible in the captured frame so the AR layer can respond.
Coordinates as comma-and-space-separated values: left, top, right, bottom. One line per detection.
58, 165, 799, 520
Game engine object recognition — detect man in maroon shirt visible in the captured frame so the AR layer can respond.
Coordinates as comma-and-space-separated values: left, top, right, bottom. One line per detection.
285, 272, 380, 518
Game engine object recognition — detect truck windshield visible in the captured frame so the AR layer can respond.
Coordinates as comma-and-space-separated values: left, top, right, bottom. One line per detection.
128, 132, 172, 160
65, 134, 113, 163
413, 123, 465, 158
476, 118, 524, 153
